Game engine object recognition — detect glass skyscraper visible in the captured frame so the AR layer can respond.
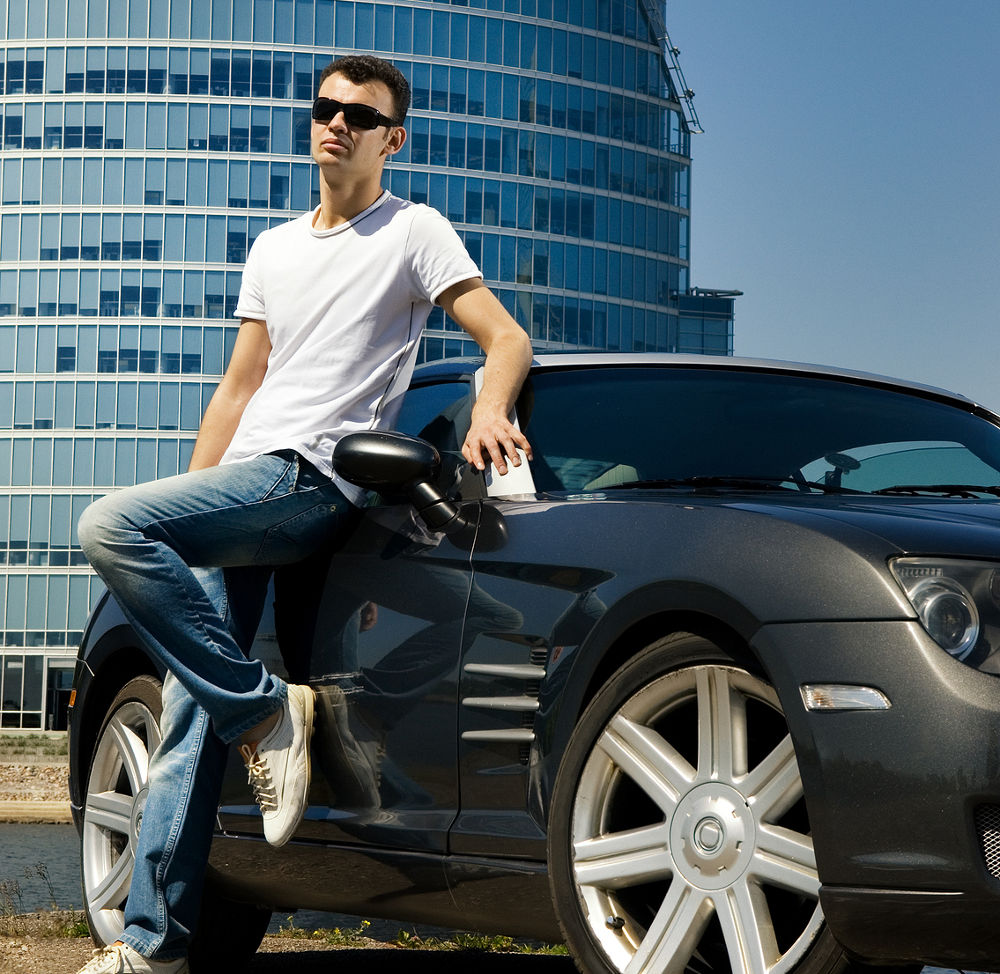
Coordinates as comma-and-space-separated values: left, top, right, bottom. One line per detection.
0, 0, 732, 729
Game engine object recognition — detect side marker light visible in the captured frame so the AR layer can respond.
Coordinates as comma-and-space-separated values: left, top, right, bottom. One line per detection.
800, 684, 891, 712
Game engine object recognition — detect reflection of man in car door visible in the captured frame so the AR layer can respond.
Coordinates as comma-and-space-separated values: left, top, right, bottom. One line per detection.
271, 389, 524, 817
75, 55, 531, 974
280, 522, 524, 814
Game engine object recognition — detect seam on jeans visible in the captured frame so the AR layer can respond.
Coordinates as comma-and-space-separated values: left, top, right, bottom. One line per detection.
153, 542, 270, 743
133, 458, 329, 543
123, 456, 298, 538
260, 455, 296, 500
252, 499, 334, 565
145, 702, 210, 958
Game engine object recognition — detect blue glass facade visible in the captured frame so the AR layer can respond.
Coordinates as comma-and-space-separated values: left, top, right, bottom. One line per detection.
0, 0, 727, 728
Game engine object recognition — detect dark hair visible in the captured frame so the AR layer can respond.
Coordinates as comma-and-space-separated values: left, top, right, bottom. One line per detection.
318, 55, 411, 124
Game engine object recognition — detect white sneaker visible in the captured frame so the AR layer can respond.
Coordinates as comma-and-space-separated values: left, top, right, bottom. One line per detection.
77, 943, 188, 974
239, 683, 316, 847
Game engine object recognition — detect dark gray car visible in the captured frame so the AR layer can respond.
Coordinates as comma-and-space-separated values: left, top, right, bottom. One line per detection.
69, 354, 1000, 974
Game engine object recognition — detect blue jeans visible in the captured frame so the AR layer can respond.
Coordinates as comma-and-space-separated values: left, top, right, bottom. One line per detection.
78, 452, 357, 958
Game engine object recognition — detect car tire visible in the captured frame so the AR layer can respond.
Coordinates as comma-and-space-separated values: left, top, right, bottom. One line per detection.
187, 896, 272, 973
548, 633, 850, 974
80, 673, 270, 970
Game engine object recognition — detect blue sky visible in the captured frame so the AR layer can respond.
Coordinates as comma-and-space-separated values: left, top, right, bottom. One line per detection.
664, 1, 1000, 411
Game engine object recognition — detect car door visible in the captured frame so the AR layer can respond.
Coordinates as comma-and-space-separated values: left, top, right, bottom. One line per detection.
218, 375, 482, 855
451, 365, 665, 861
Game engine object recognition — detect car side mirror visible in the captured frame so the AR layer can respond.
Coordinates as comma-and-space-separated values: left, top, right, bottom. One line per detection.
333, 431, 467, 534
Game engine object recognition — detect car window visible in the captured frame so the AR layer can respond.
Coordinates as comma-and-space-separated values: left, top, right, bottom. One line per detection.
801, 442, 1000, 492
395, 380, 471, 445
391, 379, 484, 500
516, 367, 1000, 495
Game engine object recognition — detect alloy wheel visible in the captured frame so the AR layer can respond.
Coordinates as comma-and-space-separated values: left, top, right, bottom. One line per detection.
569, 663, 822, 974
82, 684, 162, 946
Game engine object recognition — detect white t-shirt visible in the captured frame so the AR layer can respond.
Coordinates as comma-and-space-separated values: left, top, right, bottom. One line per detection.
221, 191, 481, 503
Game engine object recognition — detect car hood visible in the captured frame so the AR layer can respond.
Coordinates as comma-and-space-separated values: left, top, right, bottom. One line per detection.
724, 495, 1000, 561
495, 491, 1000, 624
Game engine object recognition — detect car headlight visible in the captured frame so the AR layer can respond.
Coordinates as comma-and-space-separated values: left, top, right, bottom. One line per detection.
907, 576, 978, 658
890, 558, 1000, 663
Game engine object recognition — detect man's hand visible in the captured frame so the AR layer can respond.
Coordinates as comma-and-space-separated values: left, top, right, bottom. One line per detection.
462, 408, 533, 476
437, 278, 534, 477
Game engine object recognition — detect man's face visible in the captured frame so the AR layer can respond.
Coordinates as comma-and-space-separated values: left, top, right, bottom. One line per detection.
311, 73, 403, 174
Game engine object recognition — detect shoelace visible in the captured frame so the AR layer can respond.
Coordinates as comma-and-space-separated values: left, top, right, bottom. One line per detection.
239, 743, 278, 812
81, 944, 132, 973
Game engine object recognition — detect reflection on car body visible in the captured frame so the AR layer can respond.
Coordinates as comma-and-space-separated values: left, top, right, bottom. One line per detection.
69, 353, 1000, 974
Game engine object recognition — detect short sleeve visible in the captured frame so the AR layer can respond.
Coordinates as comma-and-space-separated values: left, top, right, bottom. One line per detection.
405, 205, 482, 304
233, 233, 268, 321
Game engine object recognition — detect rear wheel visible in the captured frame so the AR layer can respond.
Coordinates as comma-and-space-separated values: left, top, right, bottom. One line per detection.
81, 673, 271, 970
548, 635, 848, 974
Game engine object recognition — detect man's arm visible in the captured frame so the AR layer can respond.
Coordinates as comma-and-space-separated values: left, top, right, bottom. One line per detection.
436, 278, 533, 475
188, 319, 272, 471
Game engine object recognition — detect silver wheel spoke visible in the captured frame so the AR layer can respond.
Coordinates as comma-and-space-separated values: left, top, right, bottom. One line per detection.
599, 714, 694, 811
574, 823, 674, 889
714, 879, 777, 974
571, 660, 824, 974
109, 718, 151, 795
625, 879, 712, 974
696, 668, 747, 782
754, 824, 820, 896
84, 790, 133, 835
82, 690, 162, 952
745, 734, 801, 821
86, 844, 133, 913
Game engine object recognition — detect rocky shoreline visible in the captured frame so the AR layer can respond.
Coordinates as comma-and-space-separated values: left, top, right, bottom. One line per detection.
0, 765, 67, 803
0, 764, 71, 824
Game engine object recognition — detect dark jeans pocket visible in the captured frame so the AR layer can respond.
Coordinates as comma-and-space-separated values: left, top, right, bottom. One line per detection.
255, 452, 354, 564
254, 502, 334, 565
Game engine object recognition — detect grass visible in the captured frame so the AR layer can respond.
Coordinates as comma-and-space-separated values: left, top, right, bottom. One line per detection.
275, 916, 568, 955
1, 860, 566, 954
0, 862, 89, 939
0, 732, 69, 761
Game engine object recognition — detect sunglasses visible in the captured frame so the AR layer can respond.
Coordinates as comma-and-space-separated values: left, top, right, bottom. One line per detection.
311, 97, 401, 130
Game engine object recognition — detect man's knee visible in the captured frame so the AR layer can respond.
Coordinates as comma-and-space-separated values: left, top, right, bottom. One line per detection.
77, 493, 126, 565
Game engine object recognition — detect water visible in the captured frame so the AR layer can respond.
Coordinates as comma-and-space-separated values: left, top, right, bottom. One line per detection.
0, 822, 82, 912
0, 822, 443, 939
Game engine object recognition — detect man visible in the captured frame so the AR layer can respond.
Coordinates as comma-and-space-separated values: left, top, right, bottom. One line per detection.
75, 55, 532, 974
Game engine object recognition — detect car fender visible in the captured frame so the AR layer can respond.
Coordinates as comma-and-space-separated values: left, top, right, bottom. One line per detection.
526, 578, 768, 824
68, 592, 164, 811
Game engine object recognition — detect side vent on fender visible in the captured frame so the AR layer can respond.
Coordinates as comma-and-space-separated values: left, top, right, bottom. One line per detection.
461, 660, 546, 765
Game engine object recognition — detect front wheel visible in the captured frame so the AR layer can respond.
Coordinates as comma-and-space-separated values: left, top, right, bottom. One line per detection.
548, 635, 848, 974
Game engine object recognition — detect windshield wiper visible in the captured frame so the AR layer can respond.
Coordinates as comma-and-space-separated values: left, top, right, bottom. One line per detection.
871, 483, 1000, 498
602, 475, 853, 495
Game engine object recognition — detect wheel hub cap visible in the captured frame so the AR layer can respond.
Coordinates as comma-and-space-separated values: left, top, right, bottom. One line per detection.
669, 782, 756, 890
129, 786, 149, 856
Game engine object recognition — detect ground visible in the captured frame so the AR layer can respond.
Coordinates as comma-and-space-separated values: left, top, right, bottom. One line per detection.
0, 745, 571, 973
0, 914, 574, 974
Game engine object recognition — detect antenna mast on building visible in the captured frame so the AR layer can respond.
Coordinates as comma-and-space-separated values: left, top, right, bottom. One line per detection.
638, 0, 704, 135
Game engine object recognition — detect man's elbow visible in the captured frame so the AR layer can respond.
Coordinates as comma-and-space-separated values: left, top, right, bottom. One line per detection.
496, 321, 532, 363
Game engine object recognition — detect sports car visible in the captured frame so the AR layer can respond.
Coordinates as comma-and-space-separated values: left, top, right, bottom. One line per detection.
68, 353, 1000, 974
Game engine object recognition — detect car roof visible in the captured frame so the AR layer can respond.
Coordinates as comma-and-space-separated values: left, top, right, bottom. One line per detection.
412, 352, 999, 422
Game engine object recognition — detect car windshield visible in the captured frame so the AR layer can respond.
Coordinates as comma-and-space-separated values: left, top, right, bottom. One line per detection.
517, 366, 1000, 496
